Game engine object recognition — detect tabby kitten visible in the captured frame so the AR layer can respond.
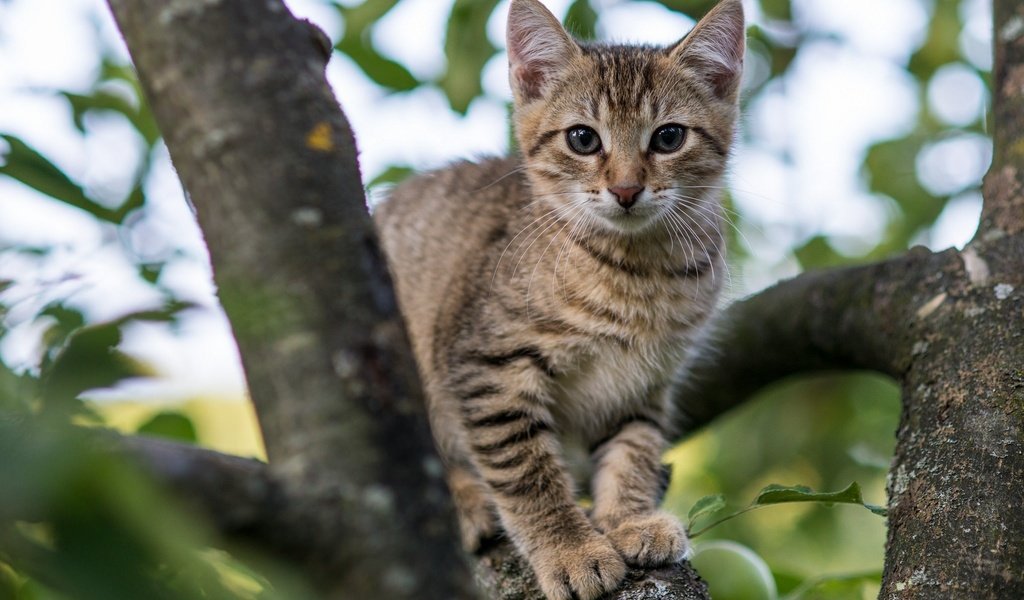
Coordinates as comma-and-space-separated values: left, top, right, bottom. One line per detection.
374, 0, 743, 598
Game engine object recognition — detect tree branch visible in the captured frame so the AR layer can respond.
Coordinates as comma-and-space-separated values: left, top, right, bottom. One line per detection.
113, 431, 714, 600
104, 1, 471, 597
673, 246, 950, 436
116, 436, 280, 536
983, 0, 1024, 236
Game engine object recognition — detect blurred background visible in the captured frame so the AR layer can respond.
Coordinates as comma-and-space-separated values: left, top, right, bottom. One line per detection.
0, 0, 993, 598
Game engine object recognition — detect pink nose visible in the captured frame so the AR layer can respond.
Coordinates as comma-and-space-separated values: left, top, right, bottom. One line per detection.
609, 185, 644, 209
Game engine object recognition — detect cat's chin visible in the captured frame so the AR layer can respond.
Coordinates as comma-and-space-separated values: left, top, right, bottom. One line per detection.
596, 211, 660, 235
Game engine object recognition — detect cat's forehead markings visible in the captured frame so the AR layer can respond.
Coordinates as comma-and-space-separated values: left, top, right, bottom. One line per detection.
582, 45, 658, 118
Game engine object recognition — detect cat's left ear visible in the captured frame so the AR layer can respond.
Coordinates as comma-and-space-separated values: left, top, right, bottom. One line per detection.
507, 0, 581, 103
670, 0, 745, 101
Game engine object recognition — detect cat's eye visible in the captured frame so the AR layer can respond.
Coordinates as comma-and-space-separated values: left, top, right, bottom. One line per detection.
650, 124, 687, 154
566, 126, 602, 155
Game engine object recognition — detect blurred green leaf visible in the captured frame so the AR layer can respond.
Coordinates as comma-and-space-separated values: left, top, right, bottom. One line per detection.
908, 0, 962, 82
0, 361, 36, 413
564, 0, 598, 40
747, 25, 797, 79
367, 165, 413, 188
40, 323, 152, 409
39, 305, 87, 362
336, 1, 420, 92
60, 91, 160, 148
0, 419, 287, 600
864, 136, 945, 251
139, 263, 164, 285
136, 412, 197, 444
794, 236, 847, 270
651, 0, 717, 19
760, 0, 792, 21
439, 0, 501, 113
779, 570, 882, 600
0, 562, 18, 600
0, 135, 118, 223
687, 494, 727, 530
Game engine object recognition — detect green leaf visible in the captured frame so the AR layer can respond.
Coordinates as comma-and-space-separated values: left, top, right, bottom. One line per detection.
136, 412, 197, 444
650, 0, 718, 19
0, 561, 18, 599
564, 0, 598, 40
439, 0, 501, 113
752, 482, 887, 517
907, 0, 962, 81
864, 136, 945, 252
689, 482, 887, 537
138, 263, 164, 285
0, 135, 118, 223
760, 0, 792, 21
687, 494, 726, 528
39, 305, 87, 365
779, 570, 883, 600
336, 1, 420, 92
793, 236, 847, 270
367, 165, 413, 188
60, 91, 160, 148
40, 323, 153, 409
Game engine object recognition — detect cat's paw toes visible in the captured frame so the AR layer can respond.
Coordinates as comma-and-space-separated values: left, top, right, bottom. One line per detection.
606, 511, 690, 567
534, 535, 626, 600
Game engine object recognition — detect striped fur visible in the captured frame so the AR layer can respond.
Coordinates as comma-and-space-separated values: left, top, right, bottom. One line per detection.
374, 1, 743, 598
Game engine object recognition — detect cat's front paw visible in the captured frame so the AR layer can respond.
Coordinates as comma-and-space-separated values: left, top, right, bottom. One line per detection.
605, 511, 691, 567
532, 534, 626, 600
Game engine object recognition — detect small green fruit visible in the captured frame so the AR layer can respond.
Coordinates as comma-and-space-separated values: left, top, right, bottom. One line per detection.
691, 540, 778, 600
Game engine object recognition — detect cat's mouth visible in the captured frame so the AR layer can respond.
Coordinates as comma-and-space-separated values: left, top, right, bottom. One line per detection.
596, 204, 662, 232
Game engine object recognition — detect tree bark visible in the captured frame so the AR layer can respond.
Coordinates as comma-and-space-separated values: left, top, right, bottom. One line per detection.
104, 1, 472, 598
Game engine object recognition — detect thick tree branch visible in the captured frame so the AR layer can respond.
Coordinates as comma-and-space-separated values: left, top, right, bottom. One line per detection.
115, 434, 713, 600
105, 1, 471, 598
673, 246, 949, 436
983, 0, 1024, 236
116, 436, 280, 536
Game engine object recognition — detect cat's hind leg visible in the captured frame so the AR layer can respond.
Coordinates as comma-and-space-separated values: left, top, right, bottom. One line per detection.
447, 464, 501, 552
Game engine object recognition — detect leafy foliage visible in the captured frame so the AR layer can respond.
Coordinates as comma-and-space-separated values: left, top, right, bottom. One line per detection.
688, 482, 886, 538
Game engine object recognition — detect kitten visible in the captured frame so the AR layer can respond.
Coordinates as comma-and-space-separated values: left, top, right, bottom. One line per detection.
374, 0, 743, 598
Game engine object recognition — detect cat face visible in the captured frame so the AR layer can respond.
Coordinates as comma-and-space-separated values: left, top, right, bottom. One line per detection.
507, 0, 744, 235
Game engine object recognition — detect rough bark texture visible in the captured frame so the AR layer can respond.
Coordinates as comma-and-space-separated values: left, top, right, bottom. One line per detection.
673, 247, 937, 435
874, 1, 1024, 595
104, 1, 472, 598
882, 236, 1024, 597
103, 0, 1024, 598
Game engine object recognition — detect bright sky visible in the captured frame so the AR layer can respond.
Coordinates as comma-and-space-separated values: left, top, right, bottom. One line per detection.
0, 0, 992, 402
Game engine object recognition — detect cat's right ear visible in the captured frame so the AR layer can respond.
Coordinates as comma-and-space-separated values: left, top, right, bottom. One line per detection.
507, 0, 580, 103
670, 0, 745, 102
